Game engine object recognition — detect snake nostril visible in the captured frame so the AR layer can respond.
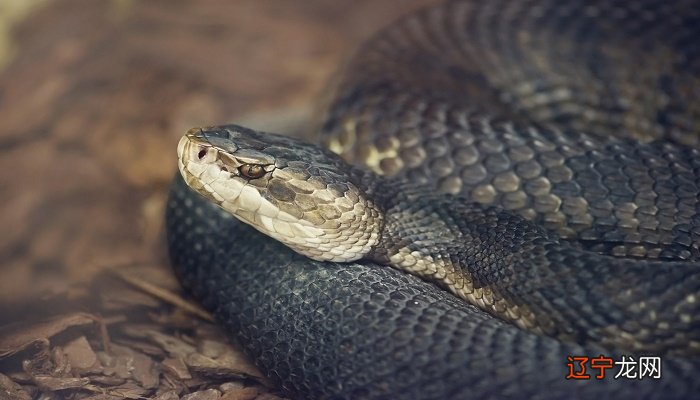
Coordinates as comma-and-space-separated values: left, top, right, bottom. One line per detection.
197, 148, 207, 160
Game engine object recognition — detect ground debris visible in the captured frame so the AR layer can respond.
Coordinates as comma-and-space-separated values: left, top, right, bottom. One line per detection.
182, 388, 221, 400
220, 385, 259, 400
0, 313, 100, 359
162, 357, 192, 380
63, 336, 101, 373
0, 372, 32, 400
121, 326, 267, 383
80, 395, 124, 400
31, 375, 91, 391
0, 0, 432, 398
107, 381, 150, 399
154, 391, 181, 400
0, 273, 283, 399
0, 270, 286, 399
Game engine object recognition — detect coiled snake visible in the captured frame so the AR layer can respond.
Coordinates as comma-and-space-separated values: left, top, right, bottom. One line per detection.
166, 0, 700, 398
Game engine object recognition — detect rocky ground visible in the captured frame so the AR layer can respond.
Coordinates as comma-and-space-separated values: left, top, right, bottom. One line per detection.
0, 1, 434, 399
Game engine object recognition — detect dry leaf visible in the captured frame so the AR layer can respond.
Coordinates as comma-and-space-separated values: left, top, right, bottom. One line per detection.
32, 375, 90, 391
63, 336, 101, 372
182, 388, 221, 400
162, 358, 192, 380
219, 386, 259, 400
107, 382, 149, 399
0, 373, 32, 400
154, 390, 180, 400
0, 313, 98, 359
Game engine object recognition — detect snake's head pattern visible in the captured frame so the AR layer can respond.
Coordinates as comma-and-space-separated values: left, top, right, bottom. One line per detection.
177, 125, 383, 262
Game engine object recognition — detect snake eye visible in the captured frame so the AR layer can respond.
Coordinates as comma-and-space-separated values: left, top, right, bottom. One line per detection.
239, 164, 266, 179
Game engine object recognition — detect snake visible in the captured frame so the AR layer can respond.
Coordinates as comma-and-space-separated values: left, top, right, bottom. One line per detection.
166, 0, 700, 398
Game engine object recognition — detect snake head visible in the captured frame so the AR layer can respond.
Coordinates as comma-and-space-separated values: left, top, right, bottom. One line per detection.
177, 125, 383, 262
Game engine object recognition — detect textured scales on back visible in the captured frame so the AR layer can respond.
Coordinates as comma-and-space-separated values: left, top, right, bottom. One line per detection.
321, 0, 700, 260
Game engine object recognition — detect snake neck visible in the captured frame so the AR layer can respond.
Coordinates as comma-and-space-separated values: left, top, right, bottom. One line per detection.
365, 181, 700, 354
365, 183, 554, 332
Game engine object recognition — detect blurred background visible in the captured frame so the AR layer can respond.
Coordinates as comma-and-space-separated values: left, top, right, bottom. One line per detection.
0, 1, 435, 398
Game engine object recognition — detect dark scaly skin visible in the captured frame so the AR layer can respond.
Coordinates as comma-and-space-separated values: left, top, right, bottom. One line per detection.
167, 0, 700, 398
321, 0, 700, 260
167, 175, 700, 399
369, 180, 700, 355
169, 125, 700, 398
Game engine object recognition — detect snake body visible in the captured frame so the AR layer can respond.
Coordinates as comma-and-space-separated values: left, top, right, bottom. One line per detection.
166, 0, 700, 398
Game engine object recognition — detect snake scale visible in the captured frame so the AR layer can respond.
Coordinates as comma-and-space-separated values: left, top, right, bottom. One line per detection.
166, 0, 700, 398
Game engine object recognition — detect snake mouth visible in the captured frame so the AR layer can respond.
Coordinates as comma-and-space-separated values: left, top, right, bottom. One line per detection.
177, 128, 245, 176
176, 128, 242, 207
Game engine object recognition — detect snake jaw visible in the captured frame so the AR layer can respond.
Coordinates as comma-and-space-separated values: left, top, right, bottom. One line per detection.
176, 125, 385, 263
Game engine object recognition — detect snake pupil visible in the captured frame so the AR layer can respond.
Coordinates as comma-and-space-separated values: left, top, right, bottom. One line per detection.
197, 149, 207, 159
239, 164, 265, 179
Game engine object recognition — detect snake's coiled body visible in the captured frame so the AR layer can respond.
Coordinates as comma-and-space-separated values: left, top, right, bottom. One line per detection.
167, 0, 700, 398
